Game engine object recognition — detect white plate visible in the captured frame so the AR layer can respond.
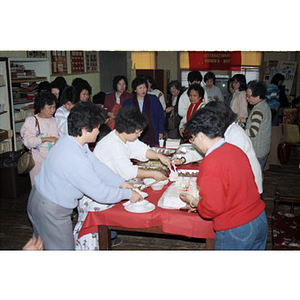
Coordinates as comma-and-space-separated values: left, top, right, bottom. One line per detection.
124, 202, 155, 213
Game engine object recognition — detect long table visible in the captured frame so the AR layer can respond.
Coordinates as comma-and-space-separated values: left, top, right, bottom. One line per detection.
78, 162, 216, 250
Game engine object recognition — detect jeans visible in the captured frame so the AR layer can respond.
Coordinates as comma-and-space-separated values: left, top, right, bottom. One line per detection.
215, 211, 268, 250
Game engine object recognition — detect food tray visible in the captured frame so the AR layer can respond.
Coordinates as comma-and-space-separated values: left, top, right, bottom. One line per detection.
151, 147, 176, 156
175, 144, 194, 154
176, 169, 199, 177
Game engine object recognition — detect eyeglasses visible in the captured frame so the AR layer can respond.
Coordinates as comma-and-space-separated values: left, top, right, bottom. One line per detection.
189, 136, 195, 144
135, 130, 143, 137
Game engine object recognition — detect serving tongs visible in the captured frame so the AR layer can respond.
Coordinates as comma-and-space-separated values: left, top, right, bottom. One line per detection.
139, 178, 164, 191
168, 163, 178, 181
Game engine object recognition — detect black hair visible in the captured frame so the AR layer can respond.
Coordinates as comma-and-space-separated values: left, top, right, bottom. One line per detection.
113, 75, 128, 91
115, 106, 148, 134
188, 71, 202, 83
93, 91, 106, 105
68, 102, 105, 137
232, 74, 247, 91
131, 76, 148, 92
185, 108, 226, 139
34, 91, 57, 113
292, 97, 300, 106
60, 85, 80, 106
168, 80, 182, 92
247, 80, 267, 100
271, 73, 285, 86
71, 78, 92, 101
227, 77, 234, 93
38, 81, 51, 93
204, 101, 237, 128
187, 83, 204, 99
96, 123, 112, 142
146, 75, 159, 90
204, 72, 216, 84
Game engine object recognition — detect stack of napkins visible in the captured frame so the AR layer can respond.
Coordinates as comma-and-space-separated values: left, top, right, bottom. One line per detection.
165, 138, 181, 149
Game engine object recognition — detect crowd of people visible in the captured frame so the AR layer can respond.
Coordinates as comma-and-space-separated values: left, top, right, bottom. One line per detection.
21, 69, 299, 251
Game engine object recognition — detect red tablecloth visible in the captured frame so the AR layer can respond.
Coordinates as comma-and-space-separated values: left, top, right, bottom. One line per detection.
78, 162, 215, 239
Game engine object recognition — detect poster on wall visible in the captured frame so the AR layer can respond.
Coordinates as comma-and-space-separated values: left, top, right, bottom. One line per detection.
86, 51, 98, 73
279, 61, 297, 95
27, 51, 47, 58
71, 51, 84, 73
51, 51, 67, 74
263, 60, 280, 86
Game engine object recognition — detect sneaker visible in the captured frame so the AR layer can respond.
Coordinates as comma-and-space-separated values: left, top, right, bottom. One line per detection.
111, 237, 122, 248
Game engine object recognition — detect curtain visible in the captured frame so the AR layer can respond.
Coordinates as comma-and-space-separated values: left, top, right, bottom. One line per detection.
131, 51, 155, 69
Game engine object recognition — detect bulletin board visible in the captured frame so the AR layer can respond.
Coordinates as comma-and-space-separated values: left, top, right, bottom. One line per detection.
51, 51, 68, 74
86, 51, 98, 73
70, 51, 84, 73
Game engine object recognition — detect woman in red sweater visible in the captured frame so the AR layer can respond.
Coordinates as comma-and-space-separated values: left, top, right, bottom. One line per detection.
179, 108, 268, 250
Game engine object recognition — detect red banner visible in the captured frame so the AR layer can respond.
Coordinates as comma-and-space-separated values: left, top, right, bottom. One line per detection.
188, 51, 241, 71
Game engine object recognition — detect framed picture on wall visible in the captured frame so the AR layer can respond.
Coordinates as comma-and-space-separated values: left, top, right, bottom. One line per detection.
51, 51, 67, 74
86, 51, 98, 73
71, 51, 84, 73
27, 51, 47, 58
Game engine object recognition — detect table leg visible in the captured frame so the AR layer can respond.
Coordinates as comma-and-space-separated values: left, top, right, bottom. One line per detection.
205, 238, 215, 250
98, 225, 111, 250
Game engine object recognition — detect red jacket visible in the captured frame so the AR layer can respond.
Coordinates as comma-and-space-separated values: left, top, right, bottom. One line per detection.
196, 143, 265, 231
103, 91, 132, 117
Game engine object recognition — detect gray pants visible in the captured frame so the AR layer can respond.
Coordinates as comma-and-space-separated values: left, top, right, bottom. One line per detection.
27, 185, 75, 250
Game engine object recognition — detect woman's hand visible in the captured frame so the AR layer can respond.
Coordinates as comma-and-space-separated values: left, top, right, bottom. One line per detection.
23, 236, 44, 251
166, 107, 173, 114
107, 112, 116, 119
179, 128, 185, 137
236, 117, 246, 123
172, 158, 184, 166
129, 190, 143, 203
157, 153, 171, 168
179, 193, 199, 212
120, 182, 134, 189
151, 170, 167, 181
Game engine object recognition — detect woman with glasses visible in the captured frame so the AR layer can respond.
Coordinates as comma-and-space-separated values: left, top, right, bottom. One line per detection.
179, 107, 268, 250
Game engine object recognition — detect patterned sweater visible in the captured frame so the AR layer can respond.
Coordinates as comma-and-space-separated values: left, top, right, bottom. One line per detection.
266, 83, 280, 109
245, 100, 271, 158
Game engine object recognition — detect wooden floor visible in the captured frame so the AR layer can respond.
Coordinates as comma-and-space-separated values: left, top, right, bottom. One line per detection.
1, 146, 299, 251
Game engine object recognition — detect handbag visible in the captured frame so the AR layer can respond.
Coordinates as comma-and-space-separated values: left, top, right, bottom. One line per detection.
277, 125, 291, 165
168, 111, 181, 130
17, 116, 40, 174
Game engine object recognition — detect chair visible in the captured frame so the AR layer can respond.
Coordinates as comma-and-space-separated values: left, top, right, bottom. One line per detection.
272, 191, 300, 250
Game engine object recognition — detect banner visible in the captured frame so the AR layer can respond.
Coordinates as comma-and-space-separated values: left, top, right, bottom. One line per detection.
188, 51, 241, 71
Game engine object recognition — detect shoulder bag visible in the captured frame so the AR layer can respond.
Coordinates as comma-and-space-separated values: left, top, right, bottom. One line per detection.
18, 116, 41, 174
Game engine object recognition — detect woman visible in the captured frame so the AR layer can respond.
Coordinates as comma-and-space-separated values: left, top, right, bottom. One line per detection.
146, 75, 166, 111
27, 102, 142, 250
76, 106, 170, 250
50, 76, 67, 109
203, 71, 224, 102
122, 76, 165, 147
173, 101, 263, 197
55, 85, 80, 136
179, 108, 268, 250
245, 80, 272, 173
103, 75, 132, 130
20, 92, 60, 186
266, 73, 285, 126
224, 77, 234, 106
71, 77, 92, 102
165, 80, 185, 139
179, 83, 205, 140
230, 74, 248, 123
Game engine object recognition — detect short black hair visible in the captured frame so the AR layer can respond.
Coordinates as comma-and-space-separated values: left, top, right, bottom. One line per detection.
93, 91, 106, 105
247, 80, 267, 100
168, 80, 182, 91
185, 108, 226, 139
34, 91, 57, 113
38, 81, 51, 93
60, 85, 80, 106
271, 73, 285, 86
115, 106, 148, 134
204, 72, 216, 84
204, 101, 237, 128
113, 75, 128, 91
68, 102, 105, 137
71, 78, 92, 101
232, 74, 247, 91
188, 71, 202, 83
187, 83, 204, 99
146, 75, 159, 90
131, 76, 147, 91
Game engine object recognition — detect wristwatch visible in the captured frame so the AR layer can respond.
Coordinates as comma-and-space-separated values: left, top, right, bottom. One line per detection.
180, 157, 186, 164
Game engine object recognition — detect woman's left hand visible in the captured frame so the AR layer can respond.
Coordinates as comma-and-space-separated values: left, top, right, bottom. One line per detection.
179, 193, 199, 211
120, 182, 134, 189
158, 153, 171, 168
